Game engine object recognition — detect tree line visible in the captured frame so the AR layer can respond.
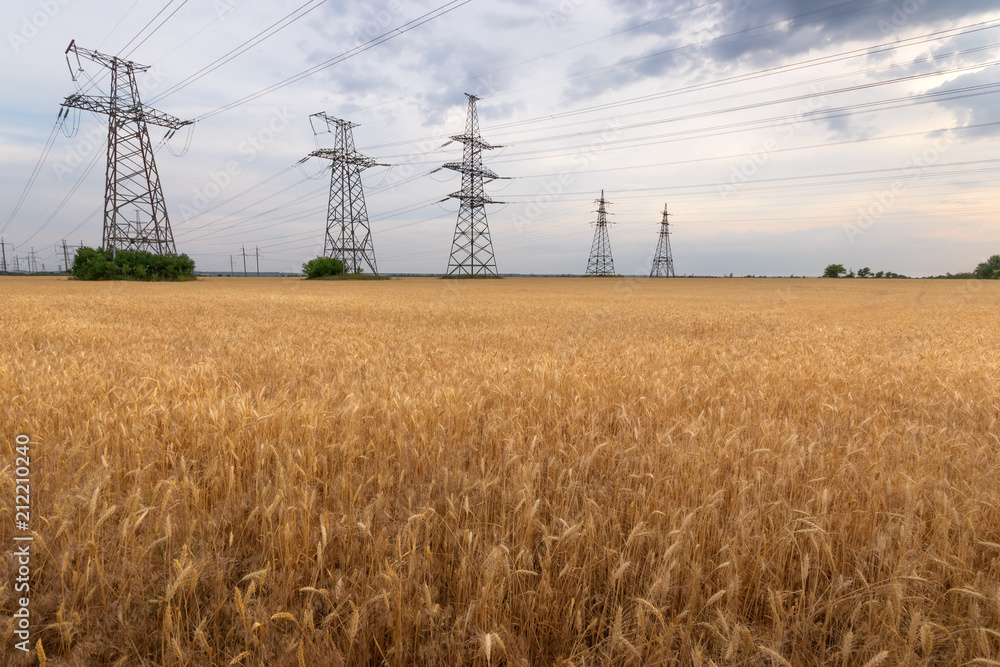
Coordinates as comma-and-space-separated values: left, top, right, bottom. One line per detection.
823, 254, 1000, 279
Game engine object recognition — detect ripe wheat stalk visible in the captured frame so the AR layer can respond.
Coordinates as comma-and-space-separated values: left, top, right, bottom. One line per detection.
1, 276, 998, 665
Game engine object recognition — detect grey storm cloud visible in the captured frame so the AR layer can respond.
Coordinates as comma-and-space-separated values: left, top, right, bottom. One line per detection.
566, 0, 1000, 98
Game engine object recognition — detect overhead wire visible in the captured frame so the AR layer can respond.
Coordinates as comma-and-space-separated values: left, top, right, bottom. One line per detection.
1, 112, 64, 236
357, 20, 1000, 152
479, 43, 1000, 143
116, 0, 187, 58
354, 0, 907, 140
508, 120, 1000, 179
194, 0, 475, 121
14, 138, 108, 250
147, 0, 328, 104
470, 82, 1000, 163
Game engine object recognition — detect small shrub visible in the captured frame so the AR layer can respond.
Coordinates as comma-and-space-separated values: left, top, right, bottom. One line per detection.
302, 256, 345, 279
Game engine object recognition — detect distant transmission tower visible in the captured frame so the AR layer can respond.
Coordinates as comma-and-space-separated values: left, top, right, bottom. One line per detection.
308, 112, 385, 275
585, 190, 615, 276
444, 94, 503, 277
650, 203, 676, 277
60, 40, 190, 255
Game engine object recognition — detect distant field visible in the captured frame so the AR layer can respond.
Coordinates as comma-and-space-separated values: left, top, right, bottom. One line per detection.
1, 276, 999, 665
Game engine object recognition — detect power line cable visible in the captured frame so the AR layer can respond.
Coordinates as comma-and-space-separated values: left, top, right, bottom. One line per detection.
148, 0, 328, 104
116, 0, 185, 58
358, 20, 1000, 152
1, 113, 64, 236
14, 139, 107, 250
194, 0, 474, 121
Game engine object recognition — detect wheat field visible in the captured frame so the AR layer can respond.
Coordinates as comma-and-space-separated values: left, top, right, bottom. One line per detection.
1, 276, 999, 666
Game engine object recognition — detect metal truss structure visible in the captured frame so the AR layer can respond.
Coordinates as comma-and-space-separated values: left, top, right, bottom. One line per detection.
650, 203, 676, 278
60, 40, 189, 255
585, 190, 615, 276
444, 94, 503, 277
308, 112, 385, 275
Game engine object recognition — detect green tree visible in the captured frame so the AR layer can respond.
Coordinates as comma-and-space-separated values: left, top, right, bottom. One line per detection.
823, 264, 847, 278
874, 270, 885, 278
302, 256, 345, 279
974, 254, 1000, 279
857, 267, 872, 278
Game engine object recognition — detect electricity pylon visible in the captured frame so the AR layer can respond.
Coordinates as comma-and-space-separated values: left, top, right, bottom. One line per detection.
60, 40, 190, 255
650, 203, 676, 277
585, 190, 615, 276
444, 93, 503, 277
308, 112, 385, 275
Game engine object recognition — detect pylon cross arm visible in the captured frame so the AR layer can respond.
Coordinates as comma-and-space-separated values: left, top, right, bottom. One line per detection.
67, 41, 150, 73
442, 162, 501, 180
447, 191, 504, 205
309, 149, 386, 169
449, 134, 501, 150
60, 95, 187, 129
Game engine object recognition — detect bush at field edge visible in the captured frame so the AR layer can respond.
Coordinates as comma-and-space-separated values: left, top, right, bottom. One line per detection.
71, 247, 196, 281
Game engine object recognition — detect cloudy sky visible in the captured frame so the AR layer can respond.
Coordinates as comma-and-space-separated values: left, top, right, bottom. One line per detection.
2, 0, 999, 276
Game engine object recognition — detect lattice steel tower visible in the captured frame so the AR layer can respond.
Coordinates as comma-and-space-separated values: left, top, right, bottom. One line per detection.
308, 112, 385, 275
650, 203, 676, 277
444, 94, 502, 277
585, 190, 615, 276
60, 41, 189, 255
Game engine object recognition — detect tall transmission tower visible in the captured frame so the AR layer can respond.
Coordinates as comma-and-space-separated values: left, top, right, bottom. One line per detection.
444, 94, 503, 277
60, 40, 190, 255
585, 190, 615, 276
650, 203, 676, 278
307, 113, 385, 275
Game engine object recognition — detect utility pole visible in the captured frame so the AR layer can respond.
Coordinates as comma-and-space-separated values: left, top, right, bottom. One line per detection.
230, 255, 234, 276
650, 203, 676, 278
14, 257, 21, 274
444, 93, 504, 277
255, 246, 260, 277
306, 112, 386, 275
0, 237, 10, 275
28, 248, 38, 274
59, 40, 191, 255
54, 239, 81, 275
585, 191, 615, 276
241, 245, 247, 277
